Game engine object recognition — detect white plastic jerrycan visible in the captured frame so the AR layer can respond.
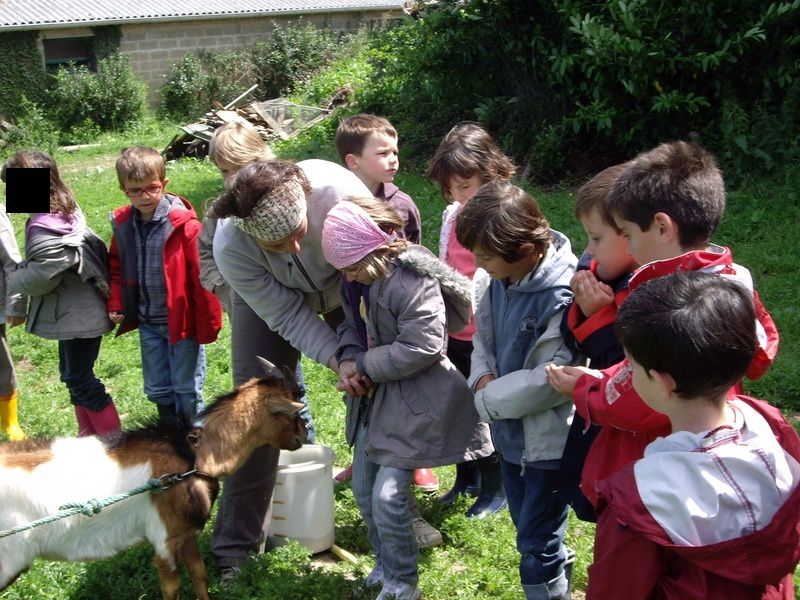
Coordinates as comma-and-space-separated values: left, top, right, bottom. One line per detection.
268, 444, 336, 554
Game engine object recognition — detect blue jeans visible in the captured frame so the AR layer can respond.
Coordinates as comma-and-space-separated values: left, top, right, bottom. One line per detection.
352, 425, 418, 590
58, 337, 112, 411
500, 457, 569, 586
139, 323, 202, 420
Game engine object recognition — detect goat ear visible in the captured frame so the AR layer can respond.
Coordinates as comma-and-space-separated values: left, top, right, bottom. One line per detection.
269, 399, 306, 415
187, 427, 202, 448
256, 356, 284, 379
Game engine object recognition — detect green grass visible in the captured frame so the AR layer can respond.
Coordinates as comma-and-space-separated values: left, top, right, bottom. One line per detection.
0, 122, 798, 598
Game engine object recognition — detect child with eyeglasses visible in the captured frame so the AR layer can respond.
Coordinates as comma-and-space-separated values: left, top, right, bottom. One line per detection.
108, 146, 222, 425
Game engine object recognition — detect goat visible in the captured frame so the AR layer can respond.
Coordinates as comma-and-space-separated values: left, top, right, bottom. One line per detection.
0, 361, 307, 599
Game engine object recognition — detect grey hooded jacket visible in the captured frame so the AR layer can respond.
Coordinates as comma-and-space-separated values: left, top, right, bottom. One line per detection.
469, 230, 581, 463
10, 216, 112, 340
337, 245, 494, 469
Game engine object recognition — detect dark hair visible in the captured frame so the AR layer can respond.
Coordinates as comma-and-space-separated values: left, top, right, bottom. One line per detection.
455, 181, 550, 262
574, 162, 631, 232
1, 150, 76, 215
615, 271, 756, 402
334, 114, 397, 163
607, 141, 725, 249
425, 122, 516, 198
209, 159, 311, 219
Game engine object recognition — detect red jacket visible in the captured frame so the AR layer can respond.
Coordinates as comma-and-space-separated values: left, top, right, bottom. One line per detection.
107, 196, 222, 345
588, 397, 800, 600
573, 246, 780, 507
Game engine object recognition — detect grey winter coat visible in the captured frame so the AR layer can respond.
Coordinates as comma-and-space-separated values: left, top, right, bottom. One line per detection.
338, 245, 494, 470
10, 219, 112, 340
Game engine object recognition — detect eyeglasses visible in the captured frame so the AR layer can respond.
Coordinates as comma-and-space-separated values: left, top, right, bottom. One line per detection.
123, 184, 162, 198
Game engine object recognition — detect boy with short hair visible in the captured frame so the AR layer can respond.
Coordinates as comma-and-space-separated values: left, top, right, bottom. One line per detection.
108, 146, 222, 424
456, 181, 579, 600
588, 271, 800, 599
547, 141, 780, 504
555, 162, 636, 520
335, 114, 421, 245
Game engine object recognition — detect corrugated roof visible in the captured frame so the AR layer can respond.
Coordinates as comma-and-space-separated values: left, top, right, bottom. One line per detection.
0, 0, 405, 30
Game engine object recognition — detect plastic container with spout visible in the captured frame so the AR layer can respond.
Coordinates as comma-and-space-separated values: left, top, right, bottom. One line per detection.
268, 444, 336, 554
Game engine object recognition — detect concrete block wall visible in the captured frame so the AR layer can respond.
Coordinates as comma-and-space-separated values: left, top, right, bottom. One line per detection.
119, 10, 395, 105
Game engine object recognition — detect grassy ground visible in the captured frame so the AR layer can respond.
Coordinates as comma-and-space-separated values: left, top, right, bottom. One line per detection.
0, 120, 797, 598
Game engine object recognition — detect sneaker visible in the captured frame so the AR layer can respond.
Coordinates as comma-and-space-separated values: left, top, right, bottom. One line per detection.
364, 563, 385, 588
412, 517, 442, 549
334, 464, 353, 483
376, 580, 422, 600
412, 468, 439, 493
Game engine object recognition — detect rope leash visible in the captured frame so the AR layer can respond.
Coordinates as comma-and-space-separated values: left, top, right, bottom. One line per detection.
0, 469, 199, 540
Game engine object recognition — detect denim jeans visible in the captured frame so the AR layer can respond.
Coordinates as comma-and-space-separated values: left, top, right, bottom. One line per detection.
352, 425, 419, 590
58, 336, 112, 411
139, 323, 202, 420
500, 457, 569, 587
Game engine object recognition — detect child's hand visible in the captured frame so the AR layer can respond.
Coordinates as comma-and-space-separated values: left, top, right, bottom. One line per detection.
475, 373, 495, 392
545, 363, 602, 396
338, 360, 358, 379
336, 373, 372, 397
6, 315, 25, 328
108, 311, 124, 325
571, 270, 614, 316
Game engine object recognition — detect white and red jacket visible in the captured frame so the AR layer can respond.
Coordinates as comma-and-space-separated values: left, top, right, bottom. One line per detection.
573, 245, 780, 507
588, 396, 800, 600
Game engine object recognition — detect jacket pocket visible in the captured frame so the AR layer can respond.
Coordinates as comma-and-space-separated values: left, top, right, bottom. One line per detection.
399, 379, 428, 415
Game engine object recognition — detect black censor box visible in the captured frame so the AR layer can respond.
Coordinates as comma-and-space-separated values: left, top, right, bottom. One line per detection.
4, 167, 50, 213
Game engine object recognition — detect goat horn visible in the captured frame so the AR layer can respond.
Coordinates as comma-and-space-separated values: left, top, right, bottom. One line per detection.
256, 356, 284, 379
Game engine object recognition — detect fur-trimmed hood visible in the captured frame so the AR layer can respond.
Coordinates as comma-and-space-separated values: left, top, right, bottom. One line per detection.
394, 245, 473, 334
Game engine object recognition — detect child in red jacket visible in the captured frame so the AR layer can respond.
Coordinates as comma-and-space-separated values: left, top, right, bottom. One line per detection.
587, 271, 799, 600
547, 141, 779, 508
108, 146, 222, 424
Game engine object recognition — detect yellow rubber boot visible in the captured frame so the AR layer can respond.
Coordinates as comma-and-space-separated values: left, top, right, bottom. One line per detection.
0, 390, 26, 441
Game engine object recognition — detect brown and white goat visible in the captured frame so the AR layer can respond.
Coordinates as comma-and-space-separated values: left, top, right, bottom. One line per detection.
0, 365, 307, 599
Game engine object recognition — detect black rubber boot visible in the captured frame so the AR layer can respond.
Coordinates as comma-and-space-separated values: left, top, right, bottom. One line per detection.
466, 454, 507, 518
437, 460, 480, 506
157, 403, 181, 428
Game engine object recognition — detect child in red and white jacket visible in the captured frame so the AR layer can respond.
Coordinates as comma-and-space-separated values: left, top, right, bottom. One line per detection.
587, 271, 799, 600
547, 141, 779, 509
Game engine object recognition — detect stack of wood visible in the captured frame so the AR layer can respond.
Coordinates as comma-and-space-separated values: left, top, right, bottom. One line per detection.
163, 85, 351, 161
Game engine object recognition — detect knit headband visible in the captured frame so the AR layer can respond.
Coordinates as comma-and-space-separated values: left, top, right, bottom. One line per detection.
321, 201, 397, 269
232, 178, 307, 242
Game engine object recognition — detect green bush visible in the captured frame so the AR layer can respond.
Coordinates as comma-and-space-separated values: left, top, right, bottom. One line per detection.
290, 32, 373, 106
249, 21, 345, 99
358, 0, 800, 181
1, 96, 60, 154
160, 49, 255, 120
48, 53, 146, 139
